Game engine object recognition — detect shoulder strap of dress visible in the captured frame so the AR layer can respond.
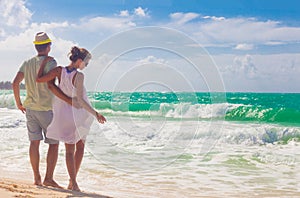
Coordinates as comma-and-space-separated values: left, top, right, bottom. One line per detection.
72, 71, 78, 86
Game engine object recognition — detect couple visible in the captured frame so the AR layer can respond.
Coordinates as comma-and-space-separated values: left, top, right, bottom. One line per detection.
12, 32, 106, 191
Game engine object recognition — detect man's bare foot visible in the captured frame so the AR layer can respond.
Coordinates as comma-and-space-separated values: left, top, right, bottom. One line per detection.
43, 179, 63, 188
34, 175, 42, 186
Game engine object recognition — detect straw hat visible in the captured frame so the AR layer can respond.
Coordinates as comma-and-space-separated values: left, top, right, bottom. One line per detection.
33, 32, 52, 45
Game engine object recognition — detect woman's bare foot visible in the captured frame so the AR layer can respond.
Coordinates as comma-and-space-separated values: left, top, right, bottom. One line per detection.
68, 180, 80, 192
67, 180, 72, 190
72, 184, 81, 192
34, 175, 42, 186
43, 179, 63, 188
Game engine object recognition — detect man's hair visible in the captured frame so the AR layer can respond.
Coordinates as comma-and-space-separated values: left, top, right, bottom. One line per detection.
35, 43, 51, 53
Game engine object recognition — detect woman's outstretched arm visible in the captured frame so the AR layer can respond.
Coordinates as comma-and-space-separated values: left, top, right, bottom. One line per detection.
74, 72, 106, 124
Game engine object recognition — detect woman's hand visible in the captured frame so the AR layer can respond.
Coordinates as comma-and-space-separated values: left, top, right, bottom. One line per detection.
96, 112, 106, 124
36, 56, 54, 82
43, 56, 53, 65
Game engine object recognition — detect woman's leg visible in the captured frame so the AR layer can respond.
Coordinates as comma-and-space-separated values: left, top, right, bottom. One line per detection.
75, 140, 85, 174
68, 140, 85, 189
65, 143, 80, 191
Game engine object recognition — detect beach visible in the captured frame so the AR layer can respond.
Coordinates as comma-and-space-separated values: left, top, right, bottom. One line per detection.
1, 91, 300, 197
0, 177, 110, 198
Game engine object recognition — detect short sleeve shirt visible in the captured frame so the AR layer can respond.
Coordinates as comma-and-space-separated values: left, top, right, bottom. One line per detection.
19, 56, 57, 111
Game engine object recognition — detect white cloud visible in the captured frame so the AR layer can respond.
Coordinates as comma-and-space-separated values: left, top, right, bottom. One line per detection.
0, 18, 76, 82
134, 7, 149, 18
234, 43, 254, 50
31, 21, 70, 30
0, 30, 35, 51
216, 54, 259, 79
214, 53, 300, 92
0, 22, 70, 51
1, 1, 300, 92
119, 10, 129, 17
233, 55, 258, 79
168, 16, 300, 48
0, 0, 32, 29
118, 7, 150, 19
170, 12, 199, 25
203, 15, 225, 21
137, 55, 167, 65
0, 29, 5, 37
264, 41, 285, 46
200, 18, 278, 44
79, 16, 136, 32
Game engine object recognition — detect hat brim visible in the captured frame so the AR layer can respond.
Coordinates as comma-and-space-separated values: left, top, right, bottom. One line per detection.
33, 39, 52, 45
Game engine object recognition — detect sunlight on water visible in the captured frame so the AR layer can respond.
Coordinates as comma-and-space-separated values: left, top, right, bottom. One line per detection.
1, 91, 300, 197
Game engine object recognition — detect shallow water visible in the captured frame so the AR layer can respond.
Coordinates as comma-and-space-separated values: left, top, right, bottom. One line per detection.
1, 90, 300, 197
1, 108, 300, 197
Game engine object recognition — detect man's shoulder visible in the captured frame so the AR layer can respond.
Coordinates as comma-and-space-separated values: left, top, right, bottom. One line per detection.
19, 57, 37, 69
23, 56, 37, 63
26, 56, 57, 62
23, 56, 45, 64
21, 56, 57, 70
49, 58, 57, 65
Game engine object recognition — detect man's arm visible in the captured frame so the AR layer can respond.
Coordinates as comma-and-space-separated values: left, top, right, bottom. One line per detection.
12, 72, 26, 113
47, 80, 80, 108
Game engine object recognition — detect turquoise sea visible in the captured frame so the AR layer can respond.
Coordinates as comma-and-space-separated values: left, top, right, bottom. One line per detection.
1, 90, 300, 197
91, 92, 300, 126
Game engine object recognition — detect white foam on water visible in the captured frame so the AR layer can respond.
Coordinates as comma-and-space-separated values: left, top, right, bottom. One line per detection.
1, 108, 300, 197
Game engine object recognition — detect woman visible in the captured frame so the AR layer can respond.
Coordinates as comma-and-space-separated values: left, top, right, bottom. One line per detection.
37, 46, 106, 191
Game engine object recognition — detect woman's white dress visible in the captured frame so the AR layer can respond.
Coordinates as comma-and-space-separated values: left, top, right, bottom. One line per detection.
46, 67, 94, 144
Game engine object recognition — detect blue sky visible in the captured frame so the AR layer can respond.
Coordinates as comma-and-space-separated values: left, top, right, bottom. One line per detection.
27, 0, 300, 24
1, 0, 300, 92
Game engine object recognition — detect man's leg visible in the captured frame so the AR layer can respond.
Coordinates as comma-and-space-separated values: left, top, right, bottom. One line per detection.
29, 140, 42, 186
26, 109, 43, 186
43, 143, 62, 188
38, 110, 62, 188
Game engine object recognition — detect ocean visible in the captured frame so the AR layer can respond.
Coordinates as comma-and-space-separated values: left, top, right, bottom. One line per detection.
1, 90, 300, 197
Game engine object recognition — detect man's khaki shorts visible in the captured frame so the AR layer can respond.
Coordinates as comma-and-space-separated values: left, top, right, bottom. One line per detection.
26, 109, 59, 144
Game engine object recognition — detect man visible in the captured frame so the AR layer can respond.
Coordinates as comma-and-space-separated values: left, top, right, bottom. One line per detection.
12, 32, 78, 187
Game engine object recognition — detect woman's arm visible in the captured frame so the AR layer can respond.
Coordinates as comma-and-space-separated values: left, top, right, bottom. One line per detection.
36, 56, 55, 82
36, 66, 61, 82
36, 59, 81, 108
74, 72, 106, 124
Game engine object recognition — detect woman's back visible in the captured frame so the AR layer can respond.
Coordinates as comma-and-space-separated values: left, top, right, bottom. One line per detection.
46, 67, 93, 144
59, 67, 77, 97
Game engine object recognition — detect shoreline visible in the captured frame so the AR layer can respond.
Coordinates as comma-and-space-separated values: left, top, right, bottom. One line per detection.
0, 177, 112, 198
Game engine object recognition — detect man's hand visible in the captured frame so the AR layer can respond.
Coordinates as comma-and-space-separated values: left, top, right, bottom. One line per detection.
17, 103, 26, 114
